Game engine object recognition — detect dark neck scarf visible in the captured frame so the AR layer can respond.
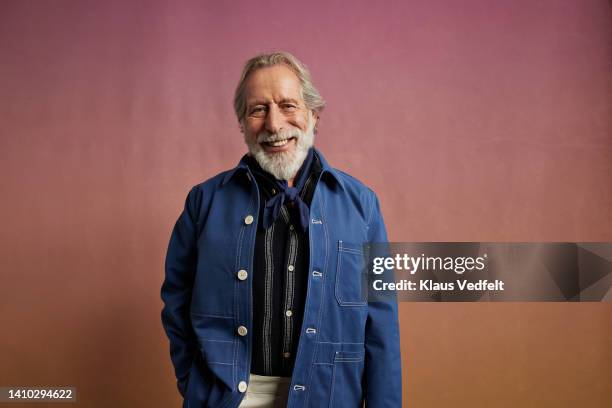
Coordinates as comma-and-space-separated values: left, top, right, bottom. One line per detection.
250, 148, 314, 231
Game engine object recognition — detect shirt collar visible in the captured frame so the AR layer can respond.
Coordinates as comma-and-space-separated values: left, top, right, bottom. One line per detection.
221, 147, 345, 190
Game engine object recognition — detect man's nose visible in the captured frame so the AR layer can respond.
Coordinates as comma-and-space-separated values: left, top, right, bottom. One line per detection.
264, 105, 283, 134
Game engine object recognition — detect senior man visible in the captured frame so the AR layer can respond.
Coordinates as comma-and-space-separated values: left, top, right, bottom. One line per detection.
161, 51, 401, 408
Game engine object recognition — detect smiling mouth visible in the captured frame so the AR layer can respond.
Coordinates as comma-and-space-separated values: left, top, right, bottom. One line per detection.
262, 137, 296, 147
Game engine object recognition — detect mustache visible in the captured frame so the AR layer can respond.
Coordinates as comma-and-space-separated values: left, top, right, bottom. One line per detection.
257, 128, 301, 143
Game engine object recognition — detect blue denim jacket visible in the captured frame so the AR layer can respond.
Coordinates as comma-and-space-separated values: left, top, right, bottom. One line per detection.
161, 149, 402, 407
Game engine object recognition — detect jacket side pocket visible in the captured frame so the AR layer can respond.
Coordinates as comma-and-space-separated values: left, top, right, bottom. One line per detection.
329, 349, 366, 407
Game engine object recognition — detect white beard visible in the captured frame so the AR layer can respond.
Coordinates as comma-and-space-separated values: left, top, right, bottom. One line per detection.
244, 115, 315, 181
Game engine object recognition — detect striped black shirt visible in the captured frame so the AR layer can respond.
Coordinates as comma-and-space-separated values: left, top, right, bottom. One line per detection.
246, 152, 322, 376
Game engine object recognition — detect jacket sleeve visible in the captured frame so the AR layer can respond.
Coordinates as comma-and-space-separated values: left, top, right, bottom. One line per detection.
363, 192, 403, 407
161, 187, 199, 397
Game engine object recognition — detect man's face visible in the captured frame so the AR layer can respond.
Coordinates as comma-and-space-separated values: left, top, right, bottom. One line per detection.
242, 64, 316, 181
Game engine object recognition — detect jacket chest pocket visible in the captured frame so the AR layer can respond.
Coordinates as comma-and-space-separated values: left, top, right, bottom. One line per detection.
334, 240, 367, 306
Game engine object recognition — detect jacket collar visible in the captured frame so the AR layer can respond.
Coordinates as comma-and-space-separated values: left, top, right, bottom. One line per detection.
221, 147, 345, 190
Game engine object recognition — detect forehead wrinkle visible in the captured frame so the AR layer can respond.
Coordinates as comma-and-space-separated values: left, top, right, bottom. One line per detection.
245, 66, 304, 107
247, 85, 302, 104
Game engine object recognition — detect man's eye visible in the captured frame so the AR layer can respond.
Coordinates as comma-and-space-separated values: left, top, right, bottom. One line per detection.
282, 104, 297, 110
250, 107, 267, 116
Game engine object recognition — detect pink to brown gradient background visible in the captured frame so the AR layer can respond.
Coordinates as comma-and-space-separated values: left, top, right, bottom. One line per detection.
1, 1, 611, 407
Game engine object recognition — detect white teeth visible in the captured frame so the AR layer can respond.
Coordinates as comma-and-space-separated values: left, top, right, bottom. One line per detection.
269, 139, 289, 147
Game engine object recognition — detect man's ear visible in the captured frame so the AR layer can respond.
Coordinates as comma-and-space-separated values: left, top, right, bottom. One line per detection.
239, 120, 244, 133
312, 111, 320, 132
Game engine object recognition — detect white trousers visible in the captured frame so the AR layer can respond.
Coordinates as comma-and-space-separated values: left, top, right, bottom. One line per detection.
238, 373, 291, 408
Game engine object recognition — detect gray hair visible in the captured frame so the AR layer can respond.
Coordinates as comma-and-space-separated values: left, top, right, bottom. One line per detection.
233, 51, 326, 122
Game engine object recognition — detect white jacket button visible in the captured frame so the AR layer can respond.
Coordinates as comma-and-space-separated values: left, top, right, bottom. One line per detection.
238, 381, 248, 393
